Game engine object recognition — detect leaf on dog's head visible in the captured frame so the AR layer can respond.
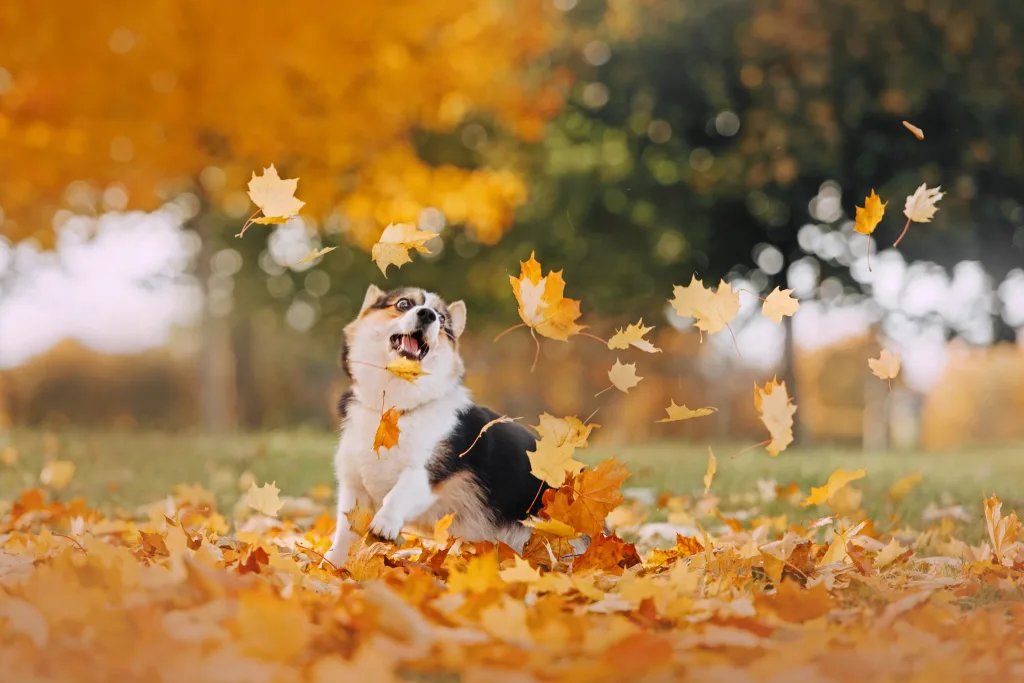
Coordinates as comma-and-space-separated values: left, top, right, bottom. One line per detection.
247, 164, 305, 224
244, 481, 284, 517
373, 407, 402, 456
657, 401, 716, 423
509, 252, 584, 341
754, 378, 797, 456
762, 287, 800, 323
385, 357, 428, 383
868, 349, 901, 380
371, 222, 439, 276
608, 359, 642, 394
608, 319, 661, 353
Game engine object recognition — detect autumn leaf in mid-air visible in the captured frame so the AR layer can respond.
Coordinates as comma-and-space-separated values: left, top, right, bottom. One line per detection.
608, 319, 661, 353
509, 252, 584, 341
541, 460, 629, 537
244, 481, 284, 517
868, 349, 901, 381
527, 414, 595, 486
753, 378, 797, 456
247, 164, 305, 225
853, 190, 887, 269
40, 460, 75, 489
801, 469, 866, 507
373, 407, 402, 456
703, 449, 716, 495
895, 184, 944, 246
762, 287, 800, 324
607, 359, 642, 394
657, 401, 717, 423
371, 222, 439, 276
385, 357, 428, 383
669, 277, 740, 335
295, 246, 336, 265
902, 120, 924, 140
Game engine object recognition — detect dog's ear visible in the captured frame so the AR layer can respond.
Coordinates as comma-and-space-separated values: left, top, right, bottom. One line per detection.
448, 301, 467, 339
358, 284, 385, 315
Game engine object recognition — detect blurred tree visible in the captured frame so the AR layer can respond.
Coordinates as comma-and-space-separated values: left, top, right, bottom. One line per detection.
0, 1, 569, 429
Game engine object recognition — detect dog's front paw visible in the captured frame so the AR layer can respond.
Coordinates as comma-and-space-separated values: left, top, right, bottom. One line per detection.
368, 509, 404, 542
322, 542, 351, 569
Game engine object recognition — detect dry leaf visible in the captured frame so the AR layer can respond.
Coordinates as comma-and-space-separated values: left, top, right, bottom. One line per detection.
385, 357, 428, 383
527, 442, 586, 488
457, 416, 519, 458
509, 252, 584, 340
608, 359, 642, 394
607, 319, 661, 353
541, 460, 629, 537
903, 183, 945, 223
295, 246, 336, 265
902, 120, 924, 140
703, 449, 716, 495
868, 350, 901, 380
374, 407, 402, 456
371, 222, 439, 276
753, 378, 797, 456
874, 538, 908, 569
761, 287, 800, 323
534, 414, 598, 449
433, 513, 455, 545
40, 461, 75, 489
524, 517, 577, 537
801, 469, 867, 507
670, 278, 740, 334
854, 190, 887, 236
888, 472, 923, 502
247, 164, 304, 224
244, 481, 284, 517
657, 400, 717, 423
984, 495, 1020, 566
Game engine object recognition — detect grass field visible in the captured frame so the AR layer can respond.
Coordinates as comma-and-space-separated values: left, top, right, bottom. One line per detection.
2, 429, 1022, 537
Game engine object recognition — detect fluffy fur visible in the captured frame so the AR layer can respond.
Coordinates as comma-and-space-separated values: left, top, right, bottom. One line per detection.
323, 285, 551, 567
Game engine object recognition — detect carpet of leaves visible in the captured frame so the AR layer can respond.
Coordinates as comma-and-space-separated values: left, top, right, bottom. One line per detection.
2, 462, 1024, 683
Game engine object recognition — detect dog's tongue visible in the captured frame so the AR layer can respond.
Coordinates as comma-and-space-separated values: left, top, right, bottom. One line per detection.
401, 335, 420, 355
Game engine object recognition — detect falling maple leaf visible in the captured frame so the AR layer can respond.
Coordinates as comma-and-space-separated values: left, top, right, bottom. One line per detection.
508, 252, 584, 341
244, 481, 284, 517
761, 287, 800, 324
657, 401, 717, 423
902, 120, 924, 140
534, 413, 598, 449
373, 407, 402, 456
895, 184, 945, 246
607, 319, 661, 353
672, 278, 740, 334
39, 460, 75, 489
370, 222, 439, 276
868, 349, 901, 381
456, 415, 519, 457
703, 449, 716, 495
295, 246, 336, 265
385, 357, 428, 383
801, 469, 867, 507
541, 460, 629, 537
527, 441, 587, 487
888, 472, 923, 502
246, 164, 305, 225
753, 378, 797, 456
853, 190, 887, 269
607, 358, 642, 394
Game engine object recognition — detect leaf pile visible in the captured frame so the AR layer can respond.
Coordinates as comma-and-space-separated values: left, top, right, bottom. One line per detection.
3, 466, 1024, 682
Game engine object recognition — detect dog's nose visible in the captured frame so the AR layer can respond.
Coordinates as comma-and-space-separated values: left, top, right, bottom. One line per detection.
416, 308, 437, 324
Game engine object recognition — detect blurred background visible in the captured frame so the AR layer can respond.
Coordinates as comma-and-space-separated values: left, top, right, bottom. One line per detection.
1, 0, 1023, 460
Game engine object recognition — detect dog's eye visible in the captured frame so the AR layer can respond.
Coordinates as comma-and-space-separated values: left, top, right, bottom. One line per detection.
437, 312, 445, 325
395, 298, 411, 312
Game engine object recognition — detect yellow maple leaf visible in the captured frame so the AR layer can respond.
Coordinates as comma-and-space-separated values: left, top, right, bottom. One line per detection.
499, 556, 542, 584
244, 481, 284, 517
370, 222, 439, 277
887, 472, 923, 502
853, 190, 887, 236
39, 460, 75, 489
456, 415, 519, 457
669, 276, 713, 319
373, 407, 402, 456
818, 520, 866, 567
295, 246, 336, 265
902, 120, 924, 140
801, 469, 867, 507
534, 413, 598, 449
509, 252, 584, 341
523, 517, 577, 537
753, 379, 797, 456
904, 184, 945, 223
984, 495, 1021, 566
657, 400, 717, 423
868, 349, 901, 380
607, 319, 661, 353
433, 513, 455, 545
669, 277, 739, 334
874, 538, 908, 569
703, 448, 716, 495
528, 441, 586, 487
762, 287, 800, 324
608, 359, 642, 394
246, 164, 305, 224
385, 357, 428, 383
447, 552, 503, 594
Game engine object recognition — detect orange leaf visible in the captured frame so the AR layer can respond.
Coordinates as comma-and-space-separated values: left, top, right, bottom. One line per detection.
373, 407, 402, 456
509, 252, 584, 340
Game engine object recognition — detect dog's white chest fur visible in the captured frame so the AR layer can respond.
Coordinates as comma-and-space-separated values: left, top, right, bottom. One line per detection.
335, 387, 471, 503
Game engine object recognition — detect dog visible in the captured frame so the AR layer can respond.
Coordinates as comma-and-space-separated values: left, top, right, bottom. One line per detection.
323, 284, 552, 567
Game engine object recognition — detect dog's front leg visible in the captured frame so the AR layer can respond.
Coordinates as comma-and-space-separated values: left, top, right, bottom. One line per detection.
369, 466, 437, 541
323, 477, 359, 568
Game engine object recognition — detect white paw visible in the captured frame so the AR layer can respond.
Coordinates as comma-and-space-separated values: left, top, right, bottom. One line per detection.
369, 509, 404, 541
322, 543, 350, 569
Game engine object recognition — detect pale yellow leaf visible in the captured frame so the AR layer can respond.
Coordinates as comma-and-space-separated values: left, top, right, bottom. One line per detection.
371, 222, 439, 276
244, 481, 284, 517
761, 287, 800, 323
385, 357, 428, 383
247, 164, 304, 222
40, 460, 75, 489
801, 469, 867, 507
608, 359, 642, 394
295, 246, 336, 265
868, 350, 901, 380
703, 448, 716, 495
657, 400, 717, 423
903, 184, 944, 223
753, 379, 797, 456
607, 319, 661, 353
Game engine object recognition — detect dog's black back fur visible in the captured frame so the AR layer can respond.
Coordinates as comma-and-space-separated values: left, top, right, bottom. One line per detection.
430, 406, 549, 522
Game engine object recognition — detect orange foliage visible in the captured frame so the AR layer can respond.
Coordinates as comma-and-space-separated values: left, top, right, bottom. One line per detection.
0, 2, 569, 246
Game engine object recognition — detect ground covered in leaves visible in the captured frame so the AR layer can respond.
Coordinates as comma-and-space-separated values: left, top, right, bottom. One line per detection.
2, 456, 1024, 683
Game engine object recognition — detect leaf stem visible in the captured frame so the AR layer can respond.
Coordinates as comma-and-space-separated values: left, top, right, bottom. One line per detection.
580, 332, 609, 346
235, 209, 262, 238
493, 322, 527, 343
893, 217, 911, 247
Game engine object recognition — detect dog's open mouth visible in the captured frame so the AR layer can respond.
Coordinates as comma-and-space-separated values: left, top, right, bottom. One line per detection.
390, 331, 429, 360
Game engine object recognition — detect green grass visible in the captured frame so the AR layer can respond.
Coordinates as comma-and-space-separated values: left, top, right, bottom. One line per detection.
2, 429, 1022, 536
